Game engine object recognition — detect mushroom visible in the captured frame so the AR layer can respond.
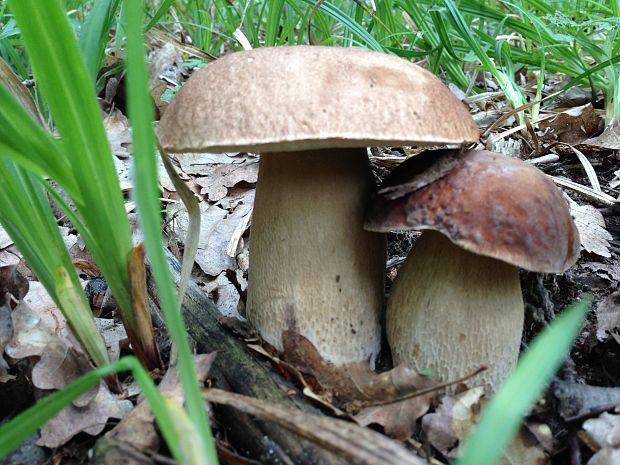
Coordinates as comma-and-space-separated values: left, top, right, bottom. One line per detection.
365, 149, 580, 390
158, 46, 479, 367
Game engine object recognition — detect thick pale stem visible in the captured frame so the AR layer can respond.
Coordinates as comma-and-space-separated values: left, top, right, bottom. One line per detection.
248, 148, 386, 365
387, 230, 523, 392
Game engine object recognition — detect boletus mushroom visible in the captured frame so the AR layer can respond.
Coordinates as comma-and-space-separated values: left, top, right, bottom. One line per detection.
158, 46, 479, 367
365, 149, 580, 390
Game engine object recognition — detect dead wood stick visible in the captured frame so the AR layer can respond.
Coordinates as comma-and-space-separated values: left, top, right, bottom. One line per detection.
204, 388, 427, 465
146, 249, 350, 465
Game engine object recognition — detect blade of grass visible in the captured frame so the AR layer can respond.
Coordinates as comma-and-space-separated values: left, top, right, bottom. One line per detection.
8, 0, 135, 323
122, 1, 217, 463
146, 0, 177, 31
456, 295, 592, 465
79, 0, 122, 84
296, 0, 384, 51
444, 0, 526, 113
0, 85, 80, 198
0, 161, 110, 370
0, 356, 188, 465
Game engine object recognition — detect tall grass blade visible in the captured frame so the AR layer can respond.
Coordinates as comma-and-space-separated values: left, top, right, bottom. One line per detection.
456, 296, 592, 465
79, 0, 121, 84
122, 1, 218, 463
0, 356, 187, 464
8, 0, 135, 321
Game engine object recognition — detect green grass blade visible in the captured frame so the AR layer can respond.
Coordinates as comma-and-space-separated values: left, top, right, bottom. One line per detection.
146, 0, 177, 31
266, 0, 285, 46
0, 356, 188, 464
456, 296, 592, 465
56, 266, 110, 368
79, 0, 122, 84
0, 85, 80, 199
296, 0, 385, 50
0, 161, 110, 370
122, 1, 218, 463
8, 0, 134, 320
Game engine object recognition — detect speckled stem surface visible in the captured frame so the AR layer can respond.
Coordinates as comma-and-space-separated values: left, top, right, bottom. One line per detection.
248, 148, 387, 366
387, 230, 524, 392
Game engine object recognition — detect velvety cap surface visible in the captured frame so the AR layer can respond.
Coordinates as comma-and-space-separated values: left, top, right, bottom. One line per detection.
158, 46, 479, 152
365, 150, 580, 272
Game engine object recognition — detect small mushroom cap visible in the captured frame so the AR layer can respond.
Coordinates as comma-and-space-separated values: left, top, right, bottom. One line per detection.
158, 46, 479, 153
365, 150, 580, 273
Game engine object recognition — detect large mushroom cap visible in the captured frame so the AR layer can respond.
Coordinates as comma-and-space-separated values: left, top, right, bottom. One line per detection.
365, 149, 580, 273
158, 46, 479, 153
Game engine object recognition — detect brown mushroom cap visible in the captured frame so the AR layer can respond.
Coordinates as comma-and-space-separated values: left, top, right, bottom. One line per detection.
158, 46, 479, 153
365, 149, 580, 273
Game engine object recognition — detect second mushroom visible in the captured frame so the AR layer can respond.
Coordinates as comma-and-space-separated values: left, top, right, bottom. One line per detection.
365, 149, 580, 391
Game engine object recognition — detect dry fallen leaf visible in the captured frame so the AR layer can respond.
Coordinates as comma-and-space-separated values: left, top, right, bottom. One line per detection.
595, 291, 620, 341
581, 124, 620, 151
105, 109, 132, 160
568, 199, 613, 258
204, 272, 243, 319
582, 412, 620, 465
5, 282, 73, 360
279, 330, 434, 439
195, 162, 259, 201
38, 382, 133, 448
422, 387, 549, 464
95, 318, 128, 362
168, 197, 253, 277
539, 103, 603, 144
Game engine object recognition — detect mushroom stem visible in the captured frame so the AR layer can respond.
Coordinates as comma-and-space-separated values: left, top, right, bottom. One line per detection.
248, 148, 386, 366
387, 230, 524, 391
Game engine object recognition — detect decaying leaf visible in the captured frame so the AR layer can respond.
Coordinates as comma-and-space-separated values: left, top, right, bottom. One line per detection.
38, 382, 133, 448
5, 282, 99, 401
422, 387, 549, 464
595, 291, 620, 341
581, 124, 620, 151
0, 225, 13, 249
568, 199, 613, 258
582, 262, 620, 284
31, 341, 94, 393
582, 412, 620, 465
168, 196, 253, 277
6, 282, 73, 360
195, 161, 259, 201
539, 103, 603, 144
0, 265, 29, 305
355, 389, 433, 440
92, 353, 216, 465
279, 330, 434, 439
0, 227, 20, 267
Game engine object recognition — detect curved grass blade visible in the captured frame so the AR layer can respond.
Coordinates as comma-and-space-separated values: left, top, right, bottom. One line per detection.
456, 296, 592, 465
0, 356, 188, 465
